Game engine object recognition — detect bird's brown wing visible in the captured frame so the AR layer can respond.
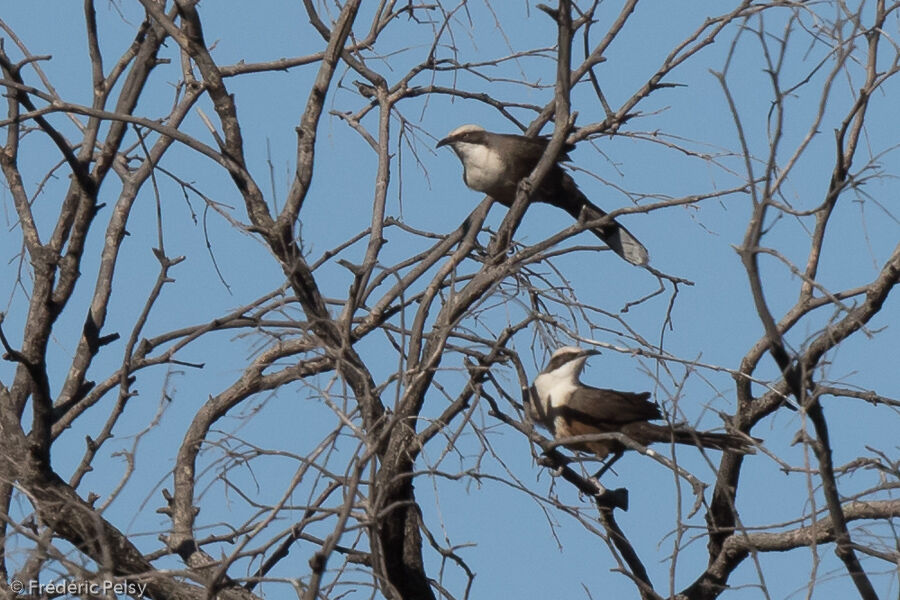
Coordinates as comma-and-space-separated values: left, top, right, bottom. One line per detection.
544, 386, 658, 458
492, 133, 575, 175
556, 385, 661, 430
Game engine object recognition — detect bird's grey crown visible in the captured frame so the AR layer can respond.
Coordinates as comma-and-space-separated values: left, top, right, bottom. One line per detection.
447, 123, 485, 138
436, 124, 489, 149
543, 346, 598, 373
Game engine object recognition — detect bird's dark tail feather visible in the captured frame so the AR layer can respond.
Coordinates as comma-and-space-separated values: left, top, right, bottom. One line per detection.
580, 202, 649, 266
640, 423, 758, 454
553, 175, 649, 265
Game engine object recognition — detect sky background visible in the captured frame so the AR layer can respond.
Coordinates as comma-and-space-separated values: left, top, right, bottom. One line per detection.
1, 1, 898, 599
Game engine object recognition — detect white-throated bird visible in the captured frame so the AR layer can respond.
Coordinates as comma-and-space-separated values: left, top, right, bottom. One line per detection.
437, 124, 649, 265
528, 346, 757, 476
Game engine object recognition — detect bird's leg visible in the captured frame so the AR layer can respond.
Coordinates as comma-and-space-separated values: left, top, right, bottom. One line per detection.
593, 449, 624, 480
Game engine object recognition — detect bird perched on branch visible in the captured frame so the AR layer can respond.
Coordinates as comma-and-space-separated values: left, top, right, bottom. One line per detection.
437, 124, 649, 266
528, 346, 756, 476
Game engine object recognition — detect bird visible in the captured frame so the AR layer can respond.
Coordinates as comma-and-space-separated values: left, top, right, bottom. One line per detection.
528, 346, 756, 476
436, 124, 649, 266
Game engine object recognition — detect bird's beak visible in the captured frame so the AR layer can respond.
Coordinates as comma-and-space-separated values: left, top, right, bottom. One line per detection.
581, 349, 601, 358
436, 136, 451, 149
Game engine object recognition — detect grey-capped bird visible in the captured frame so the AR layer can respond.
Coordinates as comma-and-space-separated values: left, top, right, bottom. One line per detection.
437, 124, 649, 266
528, 347, 757, 475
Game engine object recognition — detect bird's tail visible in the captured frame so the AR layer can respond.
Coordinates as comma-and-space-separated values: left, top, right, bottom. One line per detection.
556, 174, 649, 265
580, 202, 649, 266
628, 422, 758, 454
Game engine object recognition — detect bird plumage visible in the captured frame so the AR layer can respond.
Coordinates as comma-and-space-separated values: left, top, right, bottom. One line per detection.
437, 125, 649, 265
529, 347, 756, 461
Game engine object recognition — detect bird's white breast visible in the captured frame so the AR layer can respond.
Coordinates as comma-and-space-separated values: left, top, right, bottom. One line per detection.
453, 141, 506, 193
533, 371, 580, 409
